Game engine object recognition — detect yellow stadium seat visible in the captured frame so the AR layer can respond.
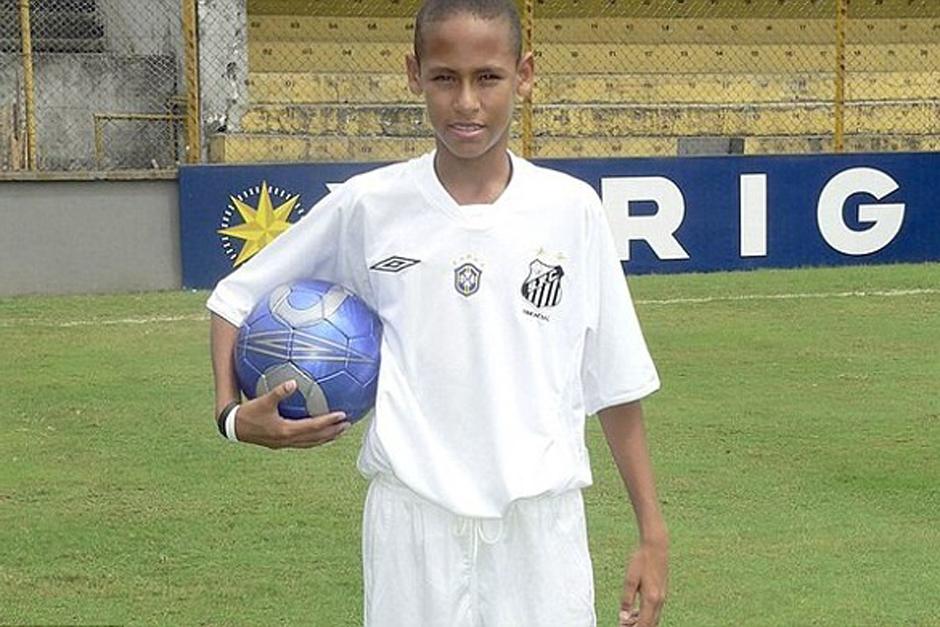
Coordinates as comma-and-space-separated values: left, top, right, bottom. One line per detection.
248, 41, 940, 75
535, 18, 940, 45
237, 100, 938, 140
246, 0, 939, 19
218, 0, 940, 162
246, 71, 940, 105
209, 130, 940, 163
249, 16, 414, 43
247, 14, 940, 45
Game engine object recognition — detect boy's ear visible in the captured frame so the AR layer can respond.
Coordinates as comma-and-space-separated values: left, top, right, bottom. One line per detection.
515, 51, 534, 99
406, 53, 423, 95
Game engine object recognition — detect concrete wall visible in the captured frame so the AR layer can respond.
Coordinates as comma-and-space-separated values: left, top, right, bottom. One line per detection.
99, 0, 183, 58
0, 178, 181, 296
0, 1, 184, 172
0, 0, 249, 171
0, 53, 23, 171
31, 54, 180, 170
198, 0, 249, 140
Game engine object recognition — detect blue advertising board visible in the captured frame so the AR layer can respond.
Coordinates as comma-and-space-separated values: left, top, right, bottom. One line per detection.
179, 153, 939, 289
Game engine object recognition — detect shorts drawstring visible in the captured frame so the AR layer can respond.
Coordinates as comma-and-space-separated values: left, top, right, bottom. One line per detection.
453, 516, 505, 565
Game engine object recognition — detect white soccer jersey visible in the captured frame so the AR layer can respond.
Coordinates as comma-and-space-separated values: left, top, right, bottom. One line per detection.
207, 152, 660, 518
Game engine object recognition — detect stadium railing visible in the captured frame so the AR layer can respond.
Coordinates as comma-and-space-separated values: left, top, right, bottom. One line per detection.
1, 0, 937, 173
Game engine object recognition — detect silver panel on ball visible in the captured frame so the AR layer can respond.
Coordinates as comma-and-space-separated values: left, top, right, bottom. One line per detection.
256, 362, 330, 417
269, 283, 350, 328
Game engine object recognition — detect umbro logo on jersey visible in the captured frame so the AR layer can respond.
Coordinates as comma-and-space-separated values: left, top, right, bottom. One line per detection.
522, 259, 564, 308
370, 256, 421, 273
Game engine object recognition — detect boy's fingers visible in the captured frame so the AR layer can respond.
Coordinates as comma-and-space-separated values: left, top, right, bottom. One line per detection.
619, 608, 639, 626
282, 411, 346, 432
303, 411, 348, 429
282, 412, 350, 445
637, 591, 664, 627
620, 567, 642, 626
264, 379, 298, 406
291, 424, 349, 448
622, 575, 639, 612
293, 421, 351, 447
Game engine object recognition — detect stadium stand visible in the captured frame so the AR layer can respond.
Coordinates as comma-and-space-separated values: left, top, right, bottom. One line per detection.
208, 0, 940, 162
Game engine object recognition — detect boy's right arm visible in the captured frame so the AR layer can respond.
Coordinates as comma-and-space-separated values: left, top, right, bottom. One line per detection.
211, 313, 351, 448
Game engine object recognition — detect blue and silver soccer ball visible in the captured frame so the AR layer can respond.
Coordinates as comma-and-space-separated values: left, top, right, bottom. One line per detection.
235, 280, 382, 422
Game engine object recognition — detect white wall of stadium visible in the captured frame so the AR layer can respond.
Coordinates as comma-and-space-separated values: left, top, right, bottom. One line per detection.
0, 177, 181, 296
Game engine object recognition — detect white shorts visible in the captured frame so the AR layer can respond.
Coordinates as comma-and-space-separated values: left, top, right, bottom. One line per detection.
362, 475, 596, 627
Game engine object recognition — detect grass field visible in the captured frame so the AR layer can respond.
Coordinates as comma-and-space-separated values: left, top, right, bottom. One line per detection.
1, 263, 938, 626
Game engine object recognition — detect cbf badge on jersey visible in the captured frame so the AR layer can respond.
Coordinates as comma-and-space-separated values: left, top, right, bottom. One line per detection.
453, 255, 484, 297
454, 262, 482, 297
522, 258, 565, 308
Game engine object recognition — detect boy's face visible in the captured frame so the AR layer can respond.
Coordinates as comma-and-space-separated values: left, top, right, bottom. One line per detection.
407, 13, 533, 164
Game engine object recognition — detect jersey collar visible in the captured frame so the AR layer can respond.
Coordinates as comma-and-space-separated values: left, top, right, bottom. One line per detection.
414, 150, 525, 229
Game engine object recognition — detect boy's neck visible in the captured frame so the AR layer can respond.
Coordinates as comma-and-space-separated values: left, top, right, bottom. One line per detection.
433, 145, 512, 206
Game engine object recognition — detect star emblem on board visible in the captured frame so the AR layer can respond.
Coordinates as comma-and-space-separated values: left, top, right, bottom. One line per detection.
217, 181, 303, 267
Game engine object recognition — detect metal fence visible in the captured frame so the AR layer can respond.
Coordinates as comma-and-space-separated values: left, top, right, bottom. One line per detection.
2, 0, 938, 173
1, 0, 193, 173
528, 0, 847, 159
528, 0, 940, 157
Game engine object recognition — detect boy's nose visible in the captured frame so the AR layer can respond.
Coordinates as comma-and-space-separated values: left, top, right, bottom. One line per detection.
455, 82, 480, 113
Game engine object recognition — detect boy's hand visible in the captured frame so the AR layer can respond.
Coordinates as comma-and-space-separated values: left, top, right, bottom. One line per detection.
230, 380, 351, 449
618, 540, 668, 627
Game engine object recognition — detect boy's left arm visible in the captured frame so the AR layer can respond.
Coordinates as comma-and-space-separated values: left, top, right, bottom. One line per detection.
598, 401, 668, 627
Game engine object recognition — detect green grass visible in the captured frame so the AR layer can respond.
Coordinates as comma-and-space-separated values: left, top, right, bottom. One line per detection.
1, 263, 938, 626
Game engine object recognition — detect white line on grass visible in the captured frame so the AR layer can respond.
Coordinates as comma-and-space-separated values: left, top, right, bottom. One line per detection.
634, 288, 939, 306
0, 313, 210, 329
60, 314, 211, 327
0, 288, 936, 329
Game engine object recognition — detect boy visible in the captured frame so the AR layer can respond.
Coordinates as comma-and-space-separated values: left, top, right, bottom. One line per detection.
207, 1, 668, 625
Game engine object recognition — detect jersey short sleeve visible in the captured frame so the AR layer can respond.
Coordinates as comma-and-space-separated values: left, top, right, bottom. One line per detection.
580, 198, 660, 415
206, 182, 371, 327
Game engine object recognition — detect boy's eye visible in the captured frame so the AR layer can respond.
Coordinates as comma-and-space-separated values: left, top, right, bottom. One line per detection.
433, 75, 454, 82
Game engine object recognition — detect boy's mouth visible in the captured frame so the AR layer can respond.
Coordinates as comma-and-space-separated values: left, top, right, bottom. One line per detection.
449, 122, 485, 139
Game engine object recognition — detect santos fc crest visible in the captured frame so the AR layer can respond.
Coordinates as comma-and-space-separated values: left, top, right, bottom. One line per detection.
521, 259, 564, 308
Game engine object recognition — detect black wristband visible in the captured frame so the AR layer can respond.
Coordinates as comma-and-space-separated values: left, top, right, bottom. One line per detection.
217, 401, 239, 437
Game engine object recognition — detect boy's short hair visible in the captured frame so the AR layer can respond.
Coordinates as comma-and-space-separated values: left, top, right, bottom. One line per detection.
414, 0, 523, 61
